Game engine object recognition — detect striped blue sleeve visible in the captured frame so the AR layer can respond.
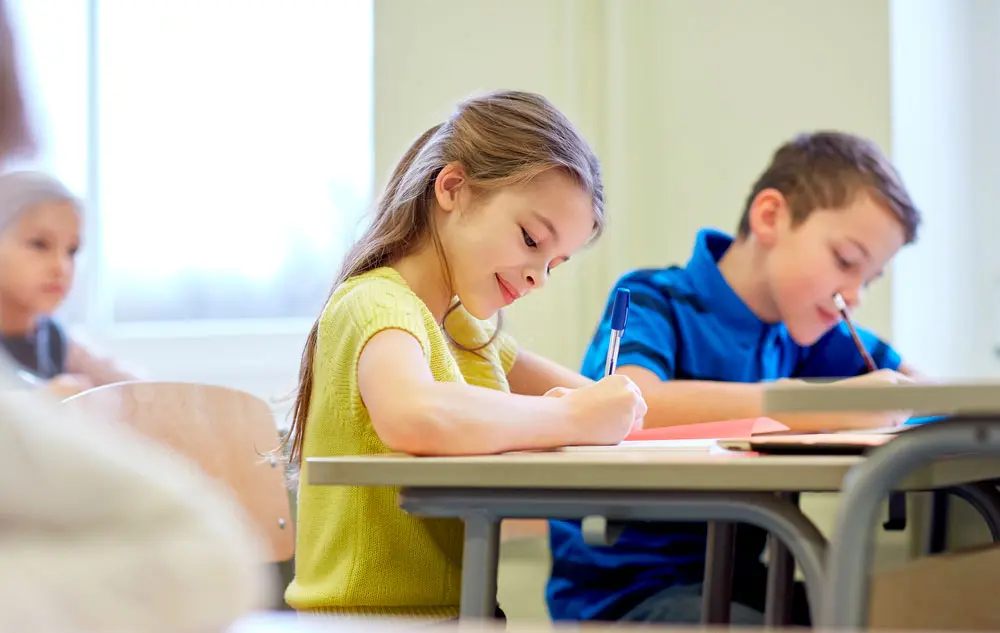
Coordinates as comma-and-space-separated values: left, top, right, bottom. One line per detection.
580, 272, 678, 382
795, 322, 901, 379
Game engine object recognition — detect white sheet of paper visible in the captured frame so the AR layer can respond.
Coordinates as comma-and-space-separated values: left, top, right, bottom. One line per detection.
557, 439, 719, 452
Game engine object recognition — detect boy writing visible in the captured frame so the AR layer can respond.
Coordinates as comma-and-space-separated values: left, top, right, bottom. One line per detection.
547, 131, 921, 625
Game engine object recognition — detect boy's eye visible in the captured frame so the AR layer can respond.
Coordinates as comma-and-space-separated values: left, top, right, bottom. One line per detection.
833, 251, 853, 270
29, 238, 48, 251
521, 227, 537, 249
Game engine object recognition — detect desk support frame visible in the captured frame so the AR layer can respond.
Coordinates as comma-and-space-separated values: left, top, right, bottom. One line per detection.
821, 420, 1000, 628
399, 487, 827, 623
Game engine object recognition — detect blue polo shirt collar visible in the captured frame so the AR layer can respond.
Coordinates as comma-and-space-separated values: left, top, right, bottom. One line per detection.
685, 228, 771, 339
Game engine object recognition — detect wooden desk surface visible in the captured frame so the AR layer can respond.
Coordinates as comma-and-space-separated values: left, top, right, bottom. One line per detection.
305, 442, 1000, 492
763, 381, 1000, 415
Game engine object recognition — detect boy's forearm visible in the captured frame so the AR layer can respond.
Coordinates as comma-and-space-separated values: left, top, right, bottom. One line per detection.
637, 378, 766, 428
507, 349, 593, 396
634, 375, 885, 432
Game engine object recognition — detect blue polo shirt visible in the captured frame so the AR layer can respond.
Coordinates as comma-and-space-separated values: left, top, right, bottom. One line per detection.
546, 228, 901, 621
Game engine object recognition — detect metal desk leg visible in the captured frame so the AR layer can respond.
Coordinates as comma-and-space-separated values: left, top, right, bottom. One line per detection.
925, 489, 950, 554
460, 512, 500, 619
820, 420, 1000, 629
702, 521, 735, 624
951, 482, 1000, 541
926, 483, 1000, 555
765, 492, 800, 626
401, 487, 827, 625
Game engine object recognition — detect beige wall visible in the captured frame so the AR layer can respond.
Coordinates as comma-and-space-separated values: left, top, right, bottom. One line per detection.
375, 0, 895, 370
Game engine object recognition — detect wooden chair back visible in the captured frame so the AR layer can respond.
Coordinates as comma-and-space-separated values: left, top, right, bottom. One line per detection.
65, 381, 294, 562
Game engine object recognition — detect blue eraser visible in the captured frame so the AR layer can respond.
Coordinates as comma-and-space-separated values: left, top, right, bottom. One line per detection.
611, 288, 630, 331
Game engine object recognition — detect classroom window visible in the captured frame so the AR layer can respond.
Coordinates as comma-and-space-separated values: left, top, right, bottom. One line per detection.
8, 0, 374, 331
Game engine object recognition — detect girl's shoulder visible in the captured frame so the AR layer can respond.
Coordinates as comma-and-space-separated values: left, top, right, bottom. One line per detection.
318, 267, 438, 353
325, 267, 427, 321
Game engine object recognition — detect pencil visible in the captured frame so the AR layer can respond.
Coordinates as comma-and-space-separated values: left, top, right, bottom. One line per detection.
833, 292, 878, 373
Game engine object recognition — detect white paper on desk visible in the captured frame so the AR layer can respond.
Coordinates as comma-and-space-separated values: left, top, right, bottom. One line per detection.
837, 426, 905, 435
558, 439, 719, 451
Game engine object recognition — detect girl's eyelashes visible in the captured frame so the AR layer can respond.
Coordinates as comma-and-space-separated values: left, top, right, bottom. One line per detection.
523, 226, 565, 274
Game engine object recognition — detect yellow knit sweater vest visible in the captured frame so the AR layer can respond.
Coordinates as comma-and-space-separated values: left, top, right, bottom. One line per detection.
285, 267, 517, 617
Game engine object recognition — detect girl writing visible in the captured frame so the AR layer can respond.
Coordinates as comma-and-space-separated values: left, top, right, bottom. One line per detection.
283, 90, 647, 617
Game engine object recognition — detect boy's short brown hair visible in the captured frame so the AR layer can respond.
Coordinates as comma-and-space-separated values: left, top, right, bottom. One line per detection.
736, 131, 920, 243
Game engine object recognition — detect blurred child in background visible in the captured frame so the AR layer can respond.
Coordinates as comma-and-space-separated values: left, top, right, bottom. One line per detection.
0, 171, 135, 397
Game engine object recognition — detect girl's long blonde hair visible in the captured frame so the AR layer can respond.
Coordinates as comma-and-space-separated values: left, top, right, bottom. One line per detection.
283, 90, 604, 466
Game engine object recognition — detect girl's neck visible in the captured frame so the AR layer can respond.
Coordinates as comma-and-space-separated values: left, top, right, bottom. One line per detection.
716, 237, 781, 323
391, 242, 453, 322
0, 304, 37, 337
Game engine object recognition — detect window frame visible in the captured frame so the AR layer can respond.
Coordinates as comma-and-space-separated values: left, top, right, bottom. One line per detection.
14, 0, 372, 392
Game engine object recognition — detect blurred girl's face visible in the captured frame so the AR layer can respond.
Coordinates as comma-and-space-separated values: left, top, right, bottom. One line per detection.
0, 200, 81, 319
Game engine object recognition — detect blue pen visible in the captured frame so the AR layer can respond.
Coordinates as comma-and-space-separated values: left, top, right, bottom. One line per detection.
604, 288, 630, 376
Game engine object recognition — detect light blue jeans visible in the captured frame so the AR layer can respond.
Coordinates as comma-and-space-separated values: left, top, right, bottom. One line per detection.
620, 583, 763, 625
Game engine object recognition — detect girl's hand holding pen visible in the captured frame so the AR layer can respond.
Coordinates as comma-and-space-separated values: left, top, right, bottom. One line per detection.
545, 375, 647, 444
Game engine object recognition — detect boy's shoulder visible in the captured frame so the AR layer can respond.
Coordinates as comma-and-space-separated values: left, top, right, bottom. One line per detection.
614, 266, 707, 314
617, 265, 691, 290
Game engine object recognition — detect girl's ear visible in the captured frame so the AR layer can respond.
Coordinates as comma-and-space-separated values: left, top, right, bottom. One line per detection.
433, 163, 467, 214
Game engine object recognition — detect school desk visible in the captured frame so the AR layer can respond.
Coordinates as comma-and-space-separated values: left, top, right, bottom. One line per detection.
762, 380, 1000, 629
305, 440, 1000, 624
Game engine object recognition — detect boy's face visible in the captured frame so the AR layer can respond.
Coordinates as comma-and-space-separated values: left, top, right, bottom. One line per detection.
0, 200, 81, 317
759, 191, 906, 345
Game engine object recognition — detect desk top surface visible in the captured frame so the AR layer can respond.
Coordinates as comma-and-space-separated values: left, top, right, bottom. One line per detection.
763, 381, 1000, 415
305, 440, 1000, 492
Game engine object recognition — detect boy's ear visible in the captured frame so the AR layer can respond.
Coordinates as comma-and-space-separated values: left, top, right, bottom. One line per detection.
747, 188, 791, 247
433, 163, 467, 214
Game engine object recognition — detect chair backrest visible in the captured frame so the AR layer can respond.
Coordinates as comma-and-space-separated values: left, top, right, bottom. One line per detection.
64, 381, 294, 562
